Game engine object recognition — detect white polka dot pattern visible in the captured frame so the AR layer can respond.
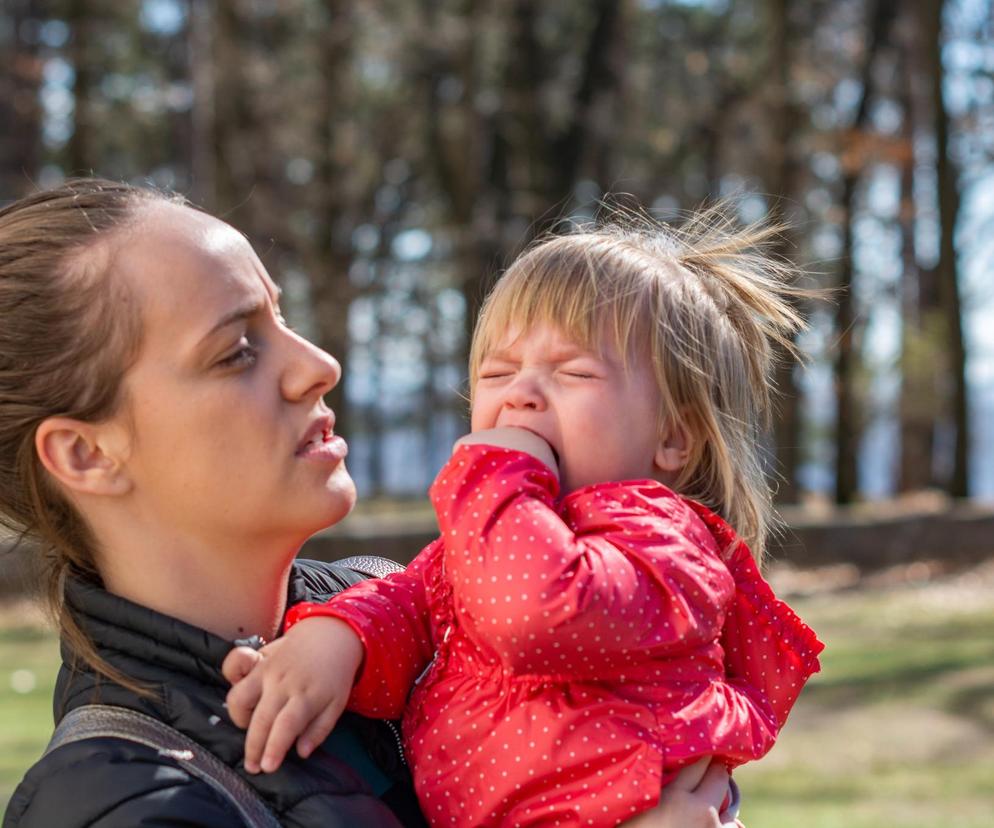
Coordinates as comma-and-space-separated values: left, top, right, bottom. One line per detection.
285, 444, 824, 826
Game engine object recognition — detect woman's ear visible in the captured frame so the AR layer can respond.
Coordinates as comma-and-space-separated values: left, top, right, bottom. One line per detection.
34, 417, 132, 497
654, 417, 693, 475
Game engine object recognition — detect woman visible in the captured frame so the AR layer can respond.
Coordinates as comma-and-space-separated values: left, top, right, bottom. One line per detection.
1, 179, 740, 827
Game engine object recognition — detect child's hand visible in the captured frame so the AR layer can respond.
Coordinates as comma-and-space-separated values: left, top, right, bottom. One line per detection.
221, 616, 364, 774
455, 426, 559, 478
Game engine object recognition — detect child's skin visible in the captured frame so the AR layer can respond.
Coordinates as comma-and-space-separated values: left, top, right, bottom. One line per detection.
224, 321, 692, 769
222, 322, 744, 826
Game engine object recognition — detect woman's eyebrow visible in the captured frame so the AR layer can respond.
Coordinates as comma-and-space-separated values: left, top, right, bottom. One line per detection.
199, 301, 264, 345
199, 285, 282, 346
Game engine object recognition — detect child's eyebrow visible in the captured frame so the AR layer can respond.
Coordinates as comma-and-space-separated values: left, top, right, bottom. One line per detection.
483, 344, 604, 363
479, 349, 516, 363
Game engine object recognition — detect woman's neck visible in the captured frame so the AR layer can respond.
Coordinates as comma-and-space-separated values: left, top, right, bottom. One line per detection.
95, 530, 298, 642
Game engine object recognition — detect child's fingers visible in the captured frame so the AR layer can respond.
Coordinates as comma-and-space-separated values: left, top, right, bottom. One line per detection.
295, 698, 346, 759
259, 696, 322, 773
225, 667, 265, 730
221, 645, 264, 685
242, 690, 285, 774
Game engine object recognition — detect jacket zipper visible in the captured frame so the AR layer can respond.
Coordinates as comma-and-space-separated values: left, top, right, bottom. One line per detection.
385, 719, 407, 767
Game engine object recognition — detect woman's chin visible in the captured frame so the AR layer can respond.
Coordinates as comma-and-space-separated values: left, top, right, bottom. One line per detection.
320, 465, 358, 525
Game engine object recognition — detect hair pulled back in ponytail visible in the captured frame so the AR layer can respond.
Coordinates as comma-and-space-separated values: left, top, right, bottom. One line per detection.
0, 178, 186, 692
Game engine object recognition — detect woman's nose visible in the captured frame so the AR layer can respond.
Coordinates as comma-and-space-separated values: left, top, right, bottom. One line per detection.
281, 333, 342, 403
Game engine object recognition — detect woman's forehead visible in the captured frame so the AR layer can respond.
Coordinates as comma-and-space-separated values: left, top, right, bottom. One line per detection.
116, 203, 275, 339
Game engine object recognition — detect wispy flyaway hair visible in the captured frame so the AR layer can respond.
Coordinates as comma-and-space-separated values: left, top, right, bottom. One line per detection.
468, 204, 807, 561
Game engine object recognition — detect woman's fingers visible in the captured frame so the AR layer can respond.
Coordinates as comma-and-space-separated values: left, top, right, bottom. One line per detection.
693, 761, 731, 808
667, 757, 712, 792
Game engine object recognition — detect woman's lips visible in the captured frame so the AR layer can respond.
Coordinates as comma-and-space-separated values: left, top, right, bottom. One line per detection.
297, 433, 348, 463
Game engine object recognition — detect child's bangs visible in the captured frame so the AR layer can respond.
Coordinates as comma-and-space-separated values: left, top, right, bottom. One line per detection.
471, 263, 594, 377
471, 238, 655, 383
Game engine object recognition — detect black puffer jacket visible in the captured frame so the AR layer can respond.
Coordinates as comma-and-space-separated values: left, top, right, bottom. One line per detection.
3, 560, 427, 827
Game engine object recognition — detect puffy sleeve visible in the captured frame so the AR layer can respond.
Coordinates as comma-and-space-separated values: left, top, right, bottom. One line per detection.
431, 444, 735, 675
284, 543, 439, 719
720, 542, 825, 728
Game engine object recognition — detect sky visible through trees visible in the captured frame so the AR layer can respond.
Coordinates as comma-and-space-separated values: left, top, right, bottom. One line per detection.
2, 0, 992, 502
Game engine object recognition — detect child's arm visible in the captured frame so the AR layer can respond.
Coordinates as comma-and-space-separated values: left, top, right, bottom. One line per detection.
223, 616, 363, 774
433, 440, 734, 674
285, 544, 439, 718
223, 548, 438, 773
721, 540, 824, 728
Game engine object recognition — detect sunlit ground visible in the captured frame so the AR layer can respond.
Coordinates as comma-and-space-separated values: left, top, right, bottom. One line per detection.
737, 560, 994, 827
2, 563, 994, 825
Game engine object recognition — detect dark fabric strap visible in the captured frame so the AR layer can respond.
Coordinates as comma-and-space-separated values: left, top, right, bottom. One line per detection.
46, 705, 280, 828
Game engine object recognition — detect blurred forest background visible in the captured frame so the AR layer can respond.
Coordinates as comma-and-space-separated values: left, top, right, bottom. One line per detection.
4, 3, 994, 824
1, 0, 992, 507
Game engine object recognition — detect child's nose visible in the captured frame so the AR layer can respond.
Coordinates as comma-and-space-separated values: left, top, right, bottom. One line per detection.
503, 375, 547, 411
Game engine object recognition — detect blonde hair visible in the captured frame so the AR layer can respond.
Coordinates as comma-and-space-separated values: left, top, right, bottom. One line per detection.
0, 178, 185, 695
468, 206, 806, 561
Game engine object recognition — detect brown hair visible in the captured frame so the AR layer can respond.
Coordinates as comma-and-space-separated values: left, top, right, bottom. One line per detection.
0, 177, 185, 692
469, 205, 807, 561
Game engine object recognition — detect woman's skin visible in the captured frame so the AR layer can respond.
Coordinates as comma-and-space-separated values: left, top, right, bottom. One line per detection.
35, 199, 740, 827
36, 201, 355, 641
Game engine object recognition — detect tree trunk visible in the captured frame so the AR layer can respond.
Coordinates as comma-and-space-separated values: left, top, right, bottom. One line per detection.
0, 0, 42, 197
896, 14, 939, 492
835, 170, 860, 504
309, 0, 358, 443
833, 0, 898, 504
766, 0, 803, 503
66, 0, 94, 175
211, 1, 255, 217
188, 0, 216, 209
923, 0, 970, 497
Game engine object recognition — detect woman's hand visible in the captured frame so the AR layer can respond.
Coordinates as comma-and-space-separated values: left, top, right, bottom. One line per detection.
454, 427, 559, 478
222, 616, 364, 774
619, 759, 743, 828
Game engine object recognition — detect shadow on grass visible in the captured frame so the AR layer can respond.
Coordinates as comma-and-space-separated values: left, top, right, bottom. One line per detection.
804, 648, 994, 728
944, 682, 994, 734
0, 627, 51, 644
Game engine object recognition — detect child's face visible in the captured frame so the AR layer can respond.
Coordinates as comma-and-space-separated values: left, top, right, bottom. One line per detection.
472, 322, 671, 493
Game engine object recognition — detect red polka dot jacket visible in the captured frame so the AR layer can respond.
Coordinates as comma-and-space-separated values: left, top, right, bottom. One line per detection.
287, 444, 824, 827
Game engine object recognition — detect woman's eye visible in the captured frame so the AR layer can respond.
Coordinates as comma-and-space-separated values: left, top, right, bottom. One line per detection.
217, 343, 258, 369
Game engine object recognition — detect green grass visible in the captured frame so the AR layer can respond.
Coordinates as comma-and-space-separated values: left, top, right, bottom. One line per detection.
3, 570, 994, 824
0, 621, 59, 809
735, 575, 994, 826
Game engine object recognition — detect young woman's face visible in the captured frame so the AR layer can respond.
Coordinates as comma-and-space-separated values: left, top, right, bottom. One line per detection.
109, 202, 355, 549
471, 322, 665, 493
